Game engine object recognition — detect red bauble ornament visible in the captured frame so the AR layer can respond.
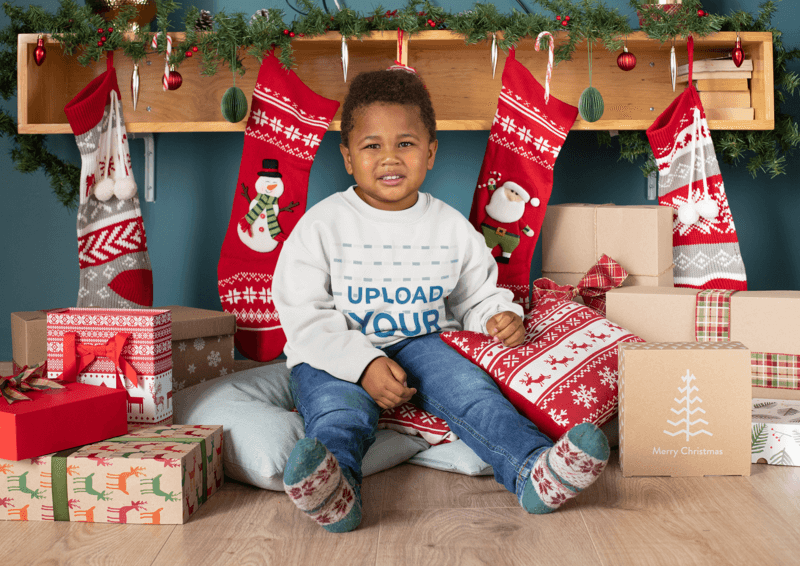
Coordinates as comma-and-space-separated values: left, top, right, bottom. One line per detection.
167, 69, 182, 91
617, 47, 636, 72
97, 28, 104, 34
33, 35, 46, 66
697, 9, 705, 17
561, 20, 568, 26
185, 50, 192, 57
283, 29, 289, 35
97, 41, 104, 47
556, 15, 561, 20
731, 36, 745, 68
107, 27, 113, 33
101, 36, 107, 42
192, 46, 198, 52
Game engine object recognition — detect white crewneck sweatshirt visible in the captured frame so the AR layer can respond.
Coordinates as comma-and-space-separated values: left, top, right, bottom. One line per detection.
273, 186, 522, 383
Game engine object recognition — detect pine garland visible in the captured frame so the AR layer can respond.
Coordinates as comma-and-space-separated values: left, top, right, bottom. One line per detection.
1, 0, 798, 208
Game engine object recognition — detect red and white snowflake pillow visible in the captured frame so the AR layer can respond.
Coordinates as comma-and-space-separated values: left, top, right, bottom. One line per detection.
441, 295, 644, 440
377, 402, 458, 446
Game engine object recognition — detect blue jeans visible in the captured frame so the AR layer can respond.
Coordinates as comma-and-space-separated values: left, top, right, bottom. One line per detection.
290, 333, 553, 502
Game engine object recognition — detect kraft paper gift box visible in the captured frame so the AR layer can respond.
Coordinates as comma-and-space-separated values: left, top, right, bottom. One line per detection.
541, 204, 674, 287
46, 308, 173, 424
0, 365, 128, 461
10, 310, 61, 368
751, 399, 800, 467
606, 287, 800, 401
0, 424, 223, 524
165, 305, 236, 393
618, 341, 752, 477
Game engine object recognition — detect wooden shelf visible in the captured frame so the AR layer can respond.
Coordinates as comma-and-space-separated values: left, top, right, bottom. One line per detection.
17, 30, 774, 134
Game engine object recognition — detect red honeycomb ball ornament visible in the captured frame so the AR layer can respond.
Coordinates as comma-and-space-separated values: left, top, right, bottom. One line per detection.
617, 47, 637, 71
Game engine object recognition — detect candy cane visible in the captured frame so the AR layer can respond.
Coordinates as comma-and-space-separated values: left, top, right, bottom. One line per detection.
151, 32, 172, 91
535, 31, 554, 104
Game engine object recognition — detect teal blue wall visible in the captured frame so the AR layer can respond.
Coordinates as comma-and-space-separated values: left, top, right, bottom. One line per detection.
2, 0, 799, 362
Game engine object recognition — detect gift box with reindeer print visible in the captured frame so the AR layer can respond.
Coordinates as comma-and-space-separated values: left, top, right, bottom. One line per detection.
46, 308, 173, 424
0, 424, 223, 524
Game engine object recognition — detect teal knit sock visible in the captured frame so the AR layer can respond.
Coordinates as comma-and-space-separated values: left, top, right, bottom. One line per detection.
521, 422, 610, 514
283, 438, 362, 533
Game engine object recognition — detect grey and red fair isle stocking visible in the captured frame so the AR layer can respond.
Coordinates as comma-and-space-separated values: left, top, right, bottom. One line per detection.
470, 48, 578, 311
64, 53, 153, 308
218, 53, 340, 361
647, 36, 747, 290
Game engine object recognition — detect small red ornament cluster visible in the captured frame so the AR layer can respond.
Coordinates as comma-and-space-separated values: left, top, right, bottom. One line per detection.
556, 15, 571, 27
96, 27, 113, 48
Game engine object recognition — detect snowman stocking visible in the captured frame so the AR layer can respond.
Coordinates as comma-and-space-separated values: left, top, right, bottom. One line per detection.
218, 54, 340, 361
470, 47, 578, 311
646, 36, 747, 290
64, 53, 153, 308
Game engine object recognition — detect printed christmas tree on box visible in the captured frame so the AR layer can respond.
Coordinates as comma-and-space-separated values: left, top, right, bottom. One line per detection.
619, 341, 752, 477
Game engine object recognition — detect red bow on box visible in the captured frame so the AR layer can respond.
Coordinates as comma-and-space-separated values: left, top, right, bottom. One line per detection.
532, 254, 628, 314
0, 362, 64, 404
58, 332, 139, 390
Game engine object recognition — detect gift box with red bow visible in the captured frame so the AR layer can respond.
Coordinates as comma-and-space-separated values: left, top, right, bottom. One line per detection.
46, 308, 173, 424
0, 363, 128, 461
541, 203, 674, 287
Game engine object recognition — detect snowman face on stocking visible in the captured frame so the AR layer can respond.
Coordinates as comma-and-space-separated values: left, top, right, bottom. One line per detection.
237, 159, 293, 254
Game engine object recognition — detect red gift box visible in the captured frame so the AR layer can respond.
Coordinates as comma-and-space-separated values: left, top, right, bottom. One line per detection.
0, 380, 127, 461
46, 308, 173, 424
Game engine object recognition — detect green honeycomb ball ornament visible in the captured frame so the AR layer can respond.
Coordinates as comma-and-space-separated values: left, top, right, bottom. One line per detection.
578, 86, 604, 123
221, 86, 248, 123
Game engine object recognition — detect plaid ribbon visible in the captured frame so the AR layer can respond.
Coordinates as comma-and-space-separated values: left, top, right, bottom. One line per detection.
532, 254, 628, 314
694, 289, 735, 342
695, 289, 799, 390
0, 362, 64, 405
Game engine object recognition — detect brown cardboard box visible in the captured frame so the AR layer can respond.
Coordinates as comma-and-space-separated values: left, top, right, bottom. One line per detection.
167, 305, 236, 392
10, 310, 50, 367
606, 287, 800, 401
541, 204, 674, 287
619, 341, 752, 477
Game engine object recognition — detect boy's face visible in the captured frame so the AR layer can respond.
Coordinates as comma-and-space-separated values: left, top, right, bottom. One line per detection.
340, 102, 438, 211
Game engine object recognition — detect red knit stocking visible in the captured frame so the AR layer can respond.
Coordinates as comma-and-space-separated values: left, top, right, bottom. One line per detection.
218, 54, 339, 361
470, 48, 578, 311
646, 36, 747, 290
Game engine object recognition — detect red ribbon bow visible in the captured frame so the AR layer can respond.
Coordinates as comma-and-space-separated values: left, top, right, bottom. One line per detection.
58, 332, 139, 390
532, 254, 628, 314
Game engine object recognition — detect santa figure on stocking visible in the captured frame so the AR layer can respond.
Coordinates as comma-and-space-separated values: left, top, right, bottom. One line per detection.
481, 180, 541, 264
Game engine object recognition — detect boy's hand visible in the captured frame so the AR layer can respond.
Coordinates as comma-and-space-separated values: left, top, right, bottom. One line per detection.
486, 311, 525, 347
360, 357, 417, 410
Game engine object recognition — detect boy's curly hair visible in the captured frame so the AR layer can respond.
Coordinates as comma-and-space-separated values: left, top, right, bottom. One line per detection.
340, 70, 437, 147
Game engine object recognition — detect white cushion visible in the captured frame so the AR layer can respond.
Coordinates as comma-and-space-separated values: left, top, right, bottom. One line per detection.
172, 362, 429, 491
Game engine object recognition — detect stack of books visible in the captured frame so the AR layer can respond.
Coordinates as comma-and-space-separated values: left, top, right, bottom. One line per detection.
678, 57, 754, 121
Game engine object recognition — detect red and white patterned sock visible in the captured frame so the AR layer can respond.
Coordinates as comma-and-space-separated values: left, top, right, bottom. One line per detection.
647, 36, 747, 290
217, 54, 339, 361
521, 422, 609, 514
470, 47, 578, 311
65, 54, 153, 308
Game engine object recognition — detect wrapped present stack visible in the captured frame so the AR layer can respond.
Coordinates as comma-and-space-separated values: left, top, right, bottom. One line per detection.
46, 308, 173, 424
0, 424, 223, 524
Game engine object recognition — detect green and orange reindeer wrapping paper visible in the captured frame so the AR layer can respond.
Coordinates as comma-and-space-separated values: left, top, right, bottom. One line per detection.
0, 424, 223, 524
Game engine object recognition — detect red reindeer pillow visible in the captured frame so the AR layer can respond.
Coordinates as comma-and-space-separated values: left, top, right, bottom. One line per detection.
441, 257, 644, 440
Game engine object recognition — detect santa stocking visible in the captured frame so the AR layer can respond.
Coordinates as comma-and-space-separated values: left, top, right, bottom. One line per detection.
646, 36, 747, 290
64, 53, 153, 308
218, 54, 340, 361
470, 46, 578, 311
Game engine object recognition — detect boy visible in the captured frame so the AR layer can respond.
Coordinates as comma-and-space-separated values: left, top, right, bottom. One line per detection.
273, 69, 609, 533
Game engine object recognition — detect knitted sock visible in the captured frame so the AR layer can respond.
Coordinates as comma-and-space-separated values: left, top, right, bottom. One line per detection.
217, 53, 339, 361
521, 422, 609, 514
646, 36, 747, 290
283, 438, 362, 533
65, 53, 153, 308
469, 47, 578, 311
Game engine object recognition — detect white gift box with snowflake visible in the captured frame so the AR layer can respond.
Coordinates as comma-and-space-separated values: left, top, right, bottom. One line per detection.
751, 399, 800, 467
167, 306, 236, 393
618, 341, 752, 477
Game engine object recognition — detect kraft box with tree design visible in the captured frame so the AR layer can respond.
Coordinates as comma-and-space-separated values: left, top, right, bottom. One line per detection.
0, 424, 223, 524
618, 341, 751, 477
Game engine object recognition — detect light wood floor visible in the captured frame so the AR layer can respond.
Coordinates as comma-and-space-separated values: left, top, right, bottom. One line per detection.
2, 452, 799, 566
